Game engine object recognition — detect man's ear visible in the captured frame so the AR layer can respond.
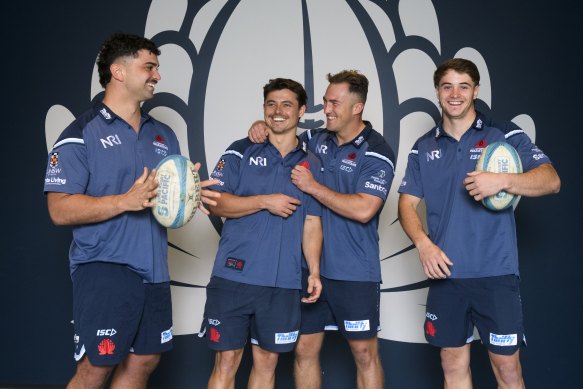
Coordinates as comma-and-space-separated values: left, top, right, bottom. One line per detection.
110, 63, 124, 82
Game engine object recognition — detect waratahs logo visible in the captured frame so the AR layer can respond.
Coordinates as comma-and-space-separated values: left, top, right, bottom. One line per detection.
45, 0, 537, 343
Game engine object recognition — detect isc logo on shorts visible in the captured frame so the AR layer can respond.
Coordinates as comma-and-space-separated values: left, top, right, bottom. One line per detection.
489, 332, 517, 346
96, 328, 117, 336
275, 331, 299, 344
344, 320, 370, 332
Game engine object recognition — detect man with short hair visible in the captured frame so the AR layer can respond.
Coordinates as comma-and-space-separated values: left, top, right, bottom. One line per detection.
249, 70, 395, 389
202, 78, 323, 389
44, 32, 219, 389
398, 58, 560, 388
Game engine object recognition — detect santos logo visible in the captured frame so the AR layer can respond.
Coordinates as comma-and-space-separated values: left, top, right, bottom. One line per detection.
44, 0, 537, 344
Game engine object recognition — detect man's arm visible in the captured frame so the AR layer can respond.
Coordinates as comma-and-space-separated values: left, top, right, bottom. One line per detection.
208, 192, 301, 219
248, 120, 269, 143
398, 193, 453, 279
47, 167, 158, 225
301, 215, 323, 303
464, 163, 560, 201
291, 164, 383, 223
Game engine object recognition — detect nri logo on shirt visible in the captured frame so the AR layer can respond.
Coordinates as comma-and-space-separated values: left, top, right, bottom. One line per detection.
426, 150, 441, 161
100, 134, 122, 149
249, 156, 267, 166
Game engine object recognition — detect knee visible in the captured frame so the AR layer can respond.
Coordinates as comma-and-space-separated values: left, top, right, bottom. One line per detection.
138, 354, 161, 374
440, 349, 470, 379
349, 342, 379, 368
253, 348, 279, 372
492, 356, 522, 385
215, 350, 243, 375
295, 339, 320, 361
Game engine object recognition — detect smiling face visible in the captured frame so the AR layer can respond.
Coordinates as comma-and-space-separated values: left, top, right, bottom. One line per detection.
323, 82, 364, 139
118, 49, 161, 102
263, 88, 306, 135
436, 69, 479, 122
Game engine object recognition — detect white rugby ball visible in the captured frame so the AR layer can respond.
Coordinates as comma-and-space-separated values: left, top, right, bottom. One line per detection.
475, 142, 523, 211
152, 155, 201, 228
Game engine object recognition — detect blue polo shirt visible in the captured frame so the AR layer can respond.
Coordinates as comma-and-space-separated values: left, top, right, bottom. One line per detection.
398, 112, 552, 278
44, 101, 180, 283
300, 124, 395, 282
209, 138, 322, 289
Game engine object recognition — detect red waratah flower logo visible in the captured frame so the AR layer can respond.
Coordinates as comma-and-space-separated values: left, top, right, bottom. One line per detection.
98, 338, 115, 355
299, 161, 310, 169
210, 327, 221, 343
425, 321, 436, 337
475, 139, 487, 148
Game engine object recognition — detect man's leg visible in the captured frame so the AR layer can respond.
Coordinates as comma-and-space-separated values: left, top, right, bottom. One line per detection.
207, 348, 245, 389
441, 345, 472, 389
109, 353, 160, 389
347, 336, 384, 389
294, 332, 325, 389
488, 350, 525, 389
66, 356, 115, 389
248, 345, 279, 389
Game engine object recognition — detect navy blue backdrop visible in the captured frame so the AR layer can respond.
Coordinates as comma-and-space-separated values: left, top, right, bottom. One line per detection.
1, 1, 579, 388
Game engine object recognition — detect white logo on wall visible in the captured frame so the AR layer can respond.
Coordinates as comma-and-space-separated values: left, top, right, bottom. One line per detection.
45, 0, 537, 344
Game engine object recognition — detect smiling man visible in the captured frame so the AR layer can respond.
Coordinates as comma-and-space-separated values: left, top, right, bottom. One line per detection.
249, 70, 395, 389
398, 58, 561, 388
44, 32, 219, 389
201, 78, 323, 389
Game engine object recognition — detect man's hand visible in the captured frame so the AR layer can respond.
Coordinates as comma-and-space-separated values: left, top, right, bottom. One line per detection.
291, 164, 318, 194
263, 194, 301, 218
193, 162, 221, 215
248, 120, 268, 143
119, 167, 159, 211
302, 273, 322, 303
464, 170, 504, 201
417, 240, 453, 279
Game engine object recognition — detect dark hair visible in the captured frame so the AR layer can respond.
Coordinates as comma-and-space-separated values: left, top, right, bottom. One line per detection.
97, 32, 161, 88
433, 58, 480, 88
326, 70, 368, 103
263, 78, 308, 107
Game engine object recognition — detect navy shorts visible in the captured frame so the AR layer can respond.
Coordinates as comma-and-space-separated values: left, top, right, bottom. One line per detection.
201, 277, 301, 353
424, 275, 525, 355
71, 262, 173, 366
301, 271, 380, 340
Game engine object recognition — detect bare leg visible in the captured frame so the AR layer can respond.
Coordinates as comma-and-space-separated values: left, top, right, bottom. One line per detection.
248, 345, 279, 389
66, 356, 114, 389
347, 336, 384, 389
207, 348, 245, 389
441, 345, 472, 389
108, 353, 160, 389
488, 349, 525, 389
294, 332, 325, 389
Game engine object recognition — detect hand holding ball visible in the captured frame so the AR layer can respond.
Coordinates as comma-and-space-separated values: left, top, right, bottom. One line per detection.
151, 155, 201, 228
475, 142, 523, 211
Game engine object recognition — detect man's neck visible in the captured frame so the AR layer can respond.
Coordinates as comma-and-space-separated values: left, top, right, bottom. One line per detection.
442, 112, 476, 141
336, 120, 365, 146
102, 93, 142, 133
269, 130, 299, 157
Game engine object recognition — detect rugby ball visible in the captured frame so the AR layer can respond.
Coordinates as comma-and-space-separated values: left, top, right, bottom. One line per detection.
152, 155, 201, 228
475, 142, 523, 211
